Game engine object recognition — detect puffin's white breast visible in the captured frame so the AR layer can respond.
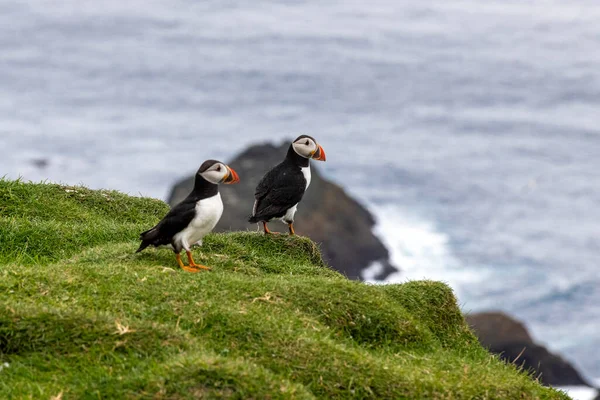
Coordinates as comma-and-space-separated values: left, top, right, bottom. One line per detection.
174, 193, 223, 249
282, 204, 298, 223
301, 166, 311, 189
281, 167, 310, 223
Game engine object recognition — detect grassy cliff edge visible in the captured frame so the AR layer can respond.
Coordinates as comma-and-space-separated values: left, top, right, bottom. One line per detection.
0, 179, 569, 399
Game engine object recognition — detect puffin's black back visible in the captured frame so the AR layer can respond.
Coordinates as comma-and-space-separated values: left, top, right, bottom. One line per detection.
249, 145, 308, 223
136, 173, 218, 253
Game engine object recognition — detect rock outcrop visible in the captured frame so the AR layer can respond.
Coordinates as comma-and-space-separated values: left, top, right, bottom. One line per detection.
167, 140, 397, 280
466, 312, 591, 387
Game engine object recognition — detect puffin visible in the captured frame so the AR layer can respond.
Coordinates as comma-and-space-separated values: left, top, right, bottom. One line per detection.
136, 159, 240, 272
248, 135, 326, 235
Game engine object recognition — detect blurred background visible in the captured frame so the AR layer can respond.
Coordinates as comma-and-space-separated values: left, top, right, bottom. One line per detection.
1, 0, 599, 396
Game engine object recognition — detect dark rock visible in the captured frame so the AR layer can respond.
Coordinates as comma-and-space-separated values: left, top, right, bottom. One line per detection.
493, 342, 591, 387
466, 312, 533, 348
466, 312, 592, 387
30, 158, 49, 169
167, 140, 397, 280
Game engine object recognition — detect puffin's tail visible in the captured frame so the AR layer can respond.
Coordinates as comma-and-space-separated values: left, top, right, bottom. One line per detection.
135, 227, 159, 253
248, 215, 261, 224
136, 241, 150, 253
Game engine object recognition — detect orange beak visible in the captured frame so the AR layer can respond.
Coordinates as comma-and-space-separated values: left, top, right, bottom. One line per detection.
312, 144, 326, 161
223, 166, 240, 184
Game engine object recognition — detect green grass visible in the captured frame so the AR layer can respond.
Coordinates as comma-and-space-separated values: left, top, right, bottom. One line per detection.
0, 178, 570, 399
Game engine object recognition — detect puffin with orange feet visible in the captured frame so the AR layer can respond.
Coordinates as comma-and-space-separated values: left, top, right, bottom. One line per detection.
249, 135, 326, 235
136, 159, 240, 272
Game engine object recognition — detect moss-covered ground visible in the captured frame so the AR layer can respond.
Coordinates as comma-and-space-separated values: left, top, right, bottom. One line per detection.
0, 179, 570, 399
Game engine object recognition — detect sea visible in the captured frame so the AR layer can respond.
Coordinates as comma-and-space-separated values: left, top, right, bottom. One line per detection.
1, 0, 599, 394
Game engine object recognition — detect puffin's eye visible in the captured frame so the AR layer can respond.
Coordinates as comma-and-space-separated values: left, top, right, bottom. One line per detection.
305, 140, 309, 145
216, 166, 221, 172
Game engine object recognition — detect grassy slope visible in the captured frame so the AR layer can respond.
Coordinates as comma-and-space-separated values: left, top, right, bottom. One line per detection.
0, 179, 569, 399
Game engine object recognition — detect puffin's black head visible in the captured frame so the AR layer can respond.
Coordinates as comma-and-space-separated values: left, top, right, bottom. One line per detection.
291, 135, 326, 161
197, 159, 240, 184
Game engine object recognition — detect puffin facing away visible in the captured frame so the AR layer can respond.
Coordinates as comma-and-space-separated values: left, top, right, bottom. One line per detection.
249, 135, 326, 235
136, 160, 240, 272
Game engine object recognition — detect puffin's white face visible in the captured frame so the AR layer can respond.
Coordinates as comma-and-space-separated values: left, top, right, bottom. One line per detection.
292, 136, 326, 161
292, 137, 318, 158
199, 162, 239, 185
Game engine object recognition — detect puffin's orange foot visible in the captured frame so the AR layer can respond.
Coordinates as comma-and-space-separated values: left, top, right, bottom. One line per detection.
181, 265, 202, 273
185, 251, 212, 271
287, 222, 296, 236
262, 222, 279, 235
189, 263, 211, 271
176, 253, 210, 272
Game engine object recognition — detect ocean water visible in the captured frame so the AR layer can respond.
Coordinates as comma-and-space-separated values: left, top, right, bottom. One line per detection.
557, 385, 599, 400
1, 0, 599, 381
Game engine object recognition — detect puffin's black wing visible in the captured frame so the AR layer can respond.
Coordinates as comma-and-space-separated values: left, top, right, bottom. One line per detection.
136, 196, 197, 252
249, 163, 306, 222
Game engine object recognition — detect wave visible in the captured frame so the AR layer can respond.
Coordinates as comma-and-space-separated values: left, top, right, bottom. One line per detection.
555, 386, 598, 400
365, 201, 600, 385
364, 202, 493, 302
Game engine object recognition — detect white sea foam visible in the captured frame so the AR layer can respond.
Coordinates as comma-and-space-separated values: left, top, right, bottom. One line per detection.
361, 261, 386, 282
365, 203, 492, 303
555, 386, 598, 400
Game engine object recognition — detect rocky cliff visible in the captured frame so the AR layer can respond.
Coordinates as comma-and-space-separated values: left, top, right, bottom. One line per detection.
466, 312, 592, 388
